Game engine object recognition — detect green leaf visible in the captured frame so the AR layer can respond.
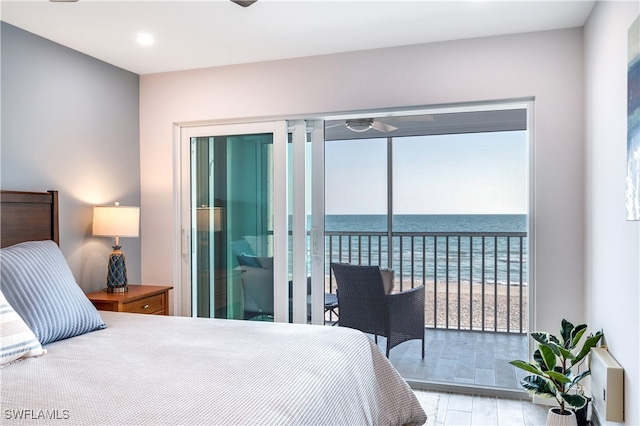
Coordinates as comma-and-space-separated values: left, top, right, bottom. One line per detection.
521, 375, 556, 398
570, 370, 590, 387
532, 332, 560, 346
572, 331, 604, 366
570, 324, 588, 349
555, 345, 576, 362
532, 349, 544, 369
539, 344, 557, 371
531, 332, 550, 346
560, 319, 574, 345
546, 371, 572, 385
509, 360, 544, 376
561, 393, 588, 409
546, 342, 563, 358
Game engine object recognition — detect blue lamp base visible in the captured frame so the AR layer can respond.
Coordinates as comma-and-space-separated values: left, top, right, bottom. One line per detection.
106, 246, 128, 293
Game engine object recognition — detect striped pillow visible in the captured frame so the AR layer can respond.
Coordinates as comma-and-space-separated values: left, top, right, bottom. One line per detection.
0, 289, 45, 366
0, 240, 106, 345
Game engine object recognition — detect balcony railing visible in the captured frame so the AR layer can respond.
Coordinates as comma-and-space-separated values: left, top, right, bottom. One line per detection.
326, 231, 528, 334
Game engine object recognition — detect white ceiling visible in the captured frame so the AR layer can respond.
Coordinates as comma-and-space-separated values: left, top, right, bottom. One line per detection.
0, 0, 596, 75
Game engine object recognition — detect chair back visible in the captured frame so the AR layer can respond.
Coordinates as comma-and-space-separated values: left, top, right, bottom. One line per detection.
330, 263, 388, 336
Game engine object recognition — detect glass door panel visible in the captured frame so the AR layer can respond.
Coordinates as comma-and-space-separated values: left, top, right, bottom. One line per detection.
192, 133, 274, 320
323, 105, 531, 394
181, 122, 288, 322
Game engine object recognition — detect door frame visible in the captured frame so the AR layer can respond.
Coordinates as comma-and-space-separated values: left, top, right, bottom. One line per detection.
288, 120, 326, 325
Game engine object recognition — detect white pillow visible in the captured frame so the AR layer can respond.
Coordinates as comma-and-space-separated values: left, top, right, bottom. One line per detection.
0, 289, 45, 366
0, 240, 106, 345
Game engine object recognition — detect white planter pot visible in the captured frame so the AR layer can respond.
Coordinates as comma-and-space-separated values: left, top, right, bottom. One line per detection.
546, 408, 577, 426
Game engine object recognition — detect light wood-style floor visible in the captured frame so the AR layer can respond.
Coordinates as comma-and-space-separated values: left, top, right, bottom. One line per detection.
417, 390, 549, 425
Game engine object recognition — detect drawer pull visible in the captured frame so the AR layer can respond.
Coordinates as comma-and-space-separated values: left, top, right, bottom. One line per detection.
143, 304, 149, 309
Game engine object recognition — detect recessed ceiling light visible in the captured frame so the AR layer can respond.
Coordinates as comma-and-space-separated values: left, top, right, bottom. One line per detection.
136, 33, 154, 46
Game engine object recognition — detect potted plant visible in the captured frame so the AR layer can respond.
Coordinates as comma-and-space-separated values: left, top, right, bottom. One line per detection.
510, 319, 603, 426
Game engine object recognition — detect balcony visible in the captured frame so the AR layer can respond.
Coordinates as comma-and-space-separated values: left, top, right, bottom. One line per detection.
324, 229, 529, 394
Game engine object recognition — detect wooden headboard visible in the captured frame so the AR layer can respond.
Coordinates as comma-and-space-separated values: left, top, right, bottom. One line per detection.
0, 190, 59, 248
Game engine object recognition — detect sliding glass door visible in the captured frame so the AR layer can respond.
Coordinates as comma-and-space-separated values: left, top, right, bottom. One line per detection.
179, 120, 325, 324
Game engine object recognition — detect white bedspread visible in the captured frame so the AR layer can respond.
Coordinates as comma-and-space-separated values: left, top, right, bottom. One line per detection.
1, 312, 426, 425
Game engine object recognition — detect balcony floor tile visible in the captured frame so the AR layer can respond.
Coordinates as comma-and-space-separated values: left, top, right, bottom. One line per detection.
381, 328, 528, 394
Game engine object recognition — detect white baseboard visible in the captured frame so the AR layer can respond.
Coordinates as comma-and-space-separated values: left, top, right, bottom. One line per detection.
532, 395, 556, 407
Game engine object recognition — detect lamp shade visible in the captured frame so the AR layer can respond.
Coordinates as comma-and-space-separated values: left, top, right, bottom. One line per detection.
196, 207, 223, 232
93, 206, 140, 238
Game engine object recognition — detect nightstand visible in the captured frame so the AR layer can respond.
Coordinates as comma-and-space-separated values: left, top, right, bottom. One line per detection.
86, 285, 173, 315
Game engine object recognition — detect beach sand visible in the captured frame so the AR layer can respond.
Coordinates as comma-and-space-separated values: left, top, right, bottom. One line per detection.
419, 280, 528, 332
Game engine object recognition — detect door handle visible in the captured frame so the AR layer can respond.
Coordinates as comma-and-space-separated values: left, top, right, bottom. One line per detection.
181, 228, 190, 259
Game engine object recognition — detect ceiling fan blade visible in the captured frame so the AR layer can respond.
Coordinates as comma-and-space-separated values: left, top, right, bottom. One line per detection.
325, 122, 345, 130
372, 121, 398, 132
231, 0, 257, 7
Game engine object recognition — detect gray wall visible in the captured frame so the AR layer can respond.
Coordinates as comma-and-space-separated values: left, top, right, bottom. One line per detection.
1, 23, 141, 292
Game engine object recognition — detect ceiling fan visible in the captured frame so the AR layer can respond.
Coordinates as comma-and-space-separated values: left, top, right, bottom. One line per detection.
327, 118, 398, 133
326, 114, 434, 133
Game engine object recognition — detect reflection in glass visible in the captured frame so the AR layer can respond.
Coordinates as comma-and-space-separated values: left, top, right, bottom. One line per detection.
191, 133, 274, 321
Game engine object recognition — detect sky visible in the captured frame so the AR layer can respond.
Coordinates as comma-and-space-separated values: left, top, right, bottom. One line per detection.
325, 130, 528, 215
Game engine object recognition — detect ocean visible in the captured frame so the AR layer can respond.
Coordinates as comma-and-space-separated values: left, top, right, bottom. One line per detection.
324, 214, 528, 287
326, 214, 526, 233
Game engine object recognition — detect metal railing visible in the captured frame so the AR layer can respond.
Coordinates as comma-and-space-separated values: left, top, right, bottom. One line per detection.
326, 231, 528, 334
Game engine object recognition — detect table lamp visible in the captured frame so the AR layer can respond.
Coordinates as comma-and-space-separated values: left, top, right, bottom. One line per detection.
93, 202, 140, 292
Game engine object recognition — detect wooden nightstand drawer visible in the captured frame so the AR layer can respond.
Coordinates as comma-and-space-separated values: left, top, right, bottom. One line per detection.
123, 293, 165, 314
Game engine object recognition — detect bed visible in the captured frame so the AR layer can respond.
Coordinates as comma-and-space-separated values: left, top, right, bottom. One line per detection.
0, 190, 427, 426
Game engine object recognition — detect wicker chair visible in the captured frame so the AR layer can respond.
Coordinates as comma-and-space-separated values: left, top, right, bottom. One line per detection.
330, 262, 425, 358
